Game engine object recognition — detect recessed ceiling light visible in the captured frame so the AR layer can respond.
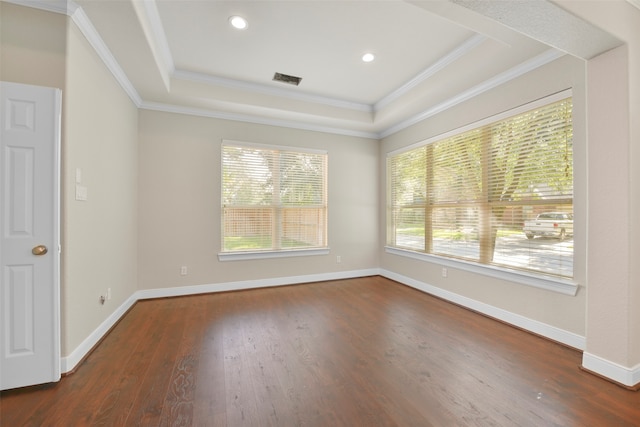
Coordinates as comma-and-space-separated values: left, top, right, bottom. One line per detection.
362, 53, 375, 63
229, 15, 248, 30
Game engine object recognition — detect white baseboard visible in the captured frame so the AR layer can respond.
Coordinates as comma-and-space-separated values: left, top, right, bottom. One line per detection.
60, 270, 640, 390
582, 352, 640, 388
61, 268, 379, 373
63, 268, 600, 378
135, 268, 381, 300
379, 269, 586, 350
60, 293, 137, 374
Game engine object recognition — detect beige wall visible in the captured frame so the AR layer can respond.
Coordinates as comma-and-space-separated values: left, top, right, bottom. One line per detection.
1, 3, 139, 357
63, 21, 139, 355
137, 111, 379, 290
0, 3, 66, 89
4, 0, 639, 383
380, 55, 587, 336
586, 44, 633, 367
557, 0, 640, 372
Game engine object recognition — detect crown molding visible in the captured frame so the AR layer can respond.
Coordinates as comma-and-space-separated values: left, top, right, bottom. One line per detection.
139, 0, 174, 75
114, 1, 373, 114
379, 48, 566, 138
134, 1, 374, 113
375, 33, 487, 112
139, 101, 380, 140
7, 0, 144, 106
69, 5, 142, 106
7, 0, 567, 141
627, 0, 640, 10
131, 0, 174, 91
2, 0, 73, 15
173, 69, 374, 114
172, 34, 488, 116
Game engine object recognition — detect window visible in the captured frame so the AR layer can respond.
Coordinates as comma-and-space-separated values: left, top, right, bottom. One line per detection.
221, 141, 328, 257
387, 94, 573, 279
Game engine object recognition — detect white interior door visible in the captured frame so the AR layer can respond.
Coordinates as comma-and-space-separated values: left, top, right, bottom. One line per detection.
0, 81, 61, 390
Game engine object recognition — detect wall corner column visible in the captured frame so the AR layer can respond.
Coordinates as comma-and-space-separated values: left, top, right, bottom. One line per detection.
583, 43, 640, 389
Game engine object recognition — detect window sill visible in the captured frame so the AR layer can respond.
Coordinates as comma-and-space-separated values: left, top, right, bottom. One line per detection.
219, 248, 330, 262
384, 246, 579, 296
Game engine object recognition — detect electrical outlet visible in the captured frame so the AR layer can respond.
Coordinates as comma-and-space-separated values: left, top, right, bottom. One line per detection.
442, 267, 448, 278
107, 288, 112, 300
180, 266, 188, 276
336, 255, 341, 264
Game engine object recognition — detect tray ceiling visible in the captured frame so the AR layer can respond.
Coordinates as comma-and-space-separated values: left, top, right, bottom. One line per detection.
21, 0, 622, 138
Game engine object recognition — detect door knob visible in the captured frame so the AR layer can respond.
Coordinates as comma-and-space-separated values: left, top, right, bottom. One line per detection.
32, 245, 48, 256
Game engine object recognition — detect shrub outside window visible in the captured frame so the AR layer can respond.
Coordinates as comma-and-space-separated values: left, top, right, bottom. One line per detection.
387, 94, 573, 279
221, 141, 328, 254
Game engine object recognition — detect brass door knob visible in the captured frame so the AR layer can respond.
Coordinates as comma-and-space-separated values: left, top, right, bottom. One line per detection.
32, 245, 48, 256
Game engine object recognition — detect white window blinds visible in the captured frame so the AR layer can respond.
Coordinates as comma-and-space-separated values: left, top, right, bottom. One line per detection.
388, 96, 573, 278
222, 142, 328, 253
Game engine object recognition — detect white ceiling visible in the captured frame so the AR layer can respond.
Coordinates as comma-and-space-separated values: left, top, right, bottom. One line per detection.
54, 0, 621, 138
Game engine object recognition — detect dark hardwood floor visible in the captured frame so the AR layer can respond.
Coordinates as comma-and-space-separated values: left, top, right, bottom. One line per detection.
1, 276, 638, 426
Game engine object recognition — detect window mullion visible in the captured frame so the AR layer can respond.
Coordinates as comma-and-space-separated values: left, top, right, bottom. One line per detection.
272, 152, 282, 250
425, 145, 433, 253
387, 95, 573, 279
479, 127, 492, 263
222, 141, 327, 254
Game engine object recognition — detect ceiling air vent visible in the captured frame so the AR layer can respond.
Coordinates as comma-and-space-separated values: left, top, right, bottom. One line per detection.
273, 72, 302, 86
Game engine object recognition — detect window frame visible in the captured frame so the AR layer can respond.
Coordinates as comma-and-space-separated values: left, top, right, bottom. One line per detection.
218, 140, 329, 261
385, 90, 578, 295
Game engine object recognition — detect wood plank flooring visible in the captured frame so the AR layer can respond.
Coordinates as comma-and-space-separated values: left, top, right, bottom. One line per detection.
1, 276, 639, 426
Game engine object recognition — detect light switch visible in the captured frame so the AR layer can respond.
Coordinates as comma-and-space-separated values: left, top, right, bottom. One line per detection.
75, 185, 88, 201
75, 168, 82, 184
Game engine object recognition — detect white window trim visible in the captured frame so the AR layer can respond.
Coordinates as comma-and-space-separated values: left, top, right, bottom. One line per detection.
223, 139, 328, 156
385, 246, 578, 296
385, 89, 577, 294
221, 139, 329, 256
387, 89, 573, 157
219, 248, 330, 262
